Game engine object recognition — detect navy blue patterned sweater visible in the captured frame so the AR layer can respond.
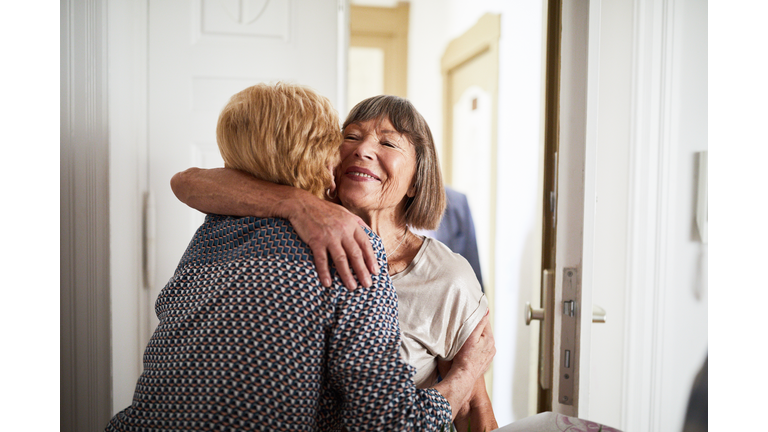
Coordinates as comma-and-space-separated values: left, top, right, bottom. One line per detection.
106, 215, 452, 431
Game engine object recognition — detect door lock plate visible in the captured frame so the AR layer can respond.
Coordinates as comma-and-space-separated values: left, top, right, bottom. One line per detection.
558, 267, 579, 405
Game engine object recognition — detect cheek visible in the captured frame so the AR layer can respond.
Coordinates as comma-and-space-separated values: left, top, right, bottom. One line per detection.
386, 157, 416, 195
338, 141, 355, 159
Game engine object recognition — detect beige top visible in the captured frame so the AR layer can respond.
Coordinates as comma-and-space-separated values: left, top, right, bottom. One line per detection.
392, 237, 488, 388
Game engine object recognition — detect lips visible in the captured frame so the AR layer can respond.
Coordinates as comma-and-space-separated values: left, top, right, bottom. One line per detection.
344, 166, 380, 181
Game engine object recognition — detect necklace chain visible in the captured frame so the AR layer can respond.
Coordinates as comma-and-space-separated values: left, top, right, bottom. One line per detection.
388, 225, 409, 260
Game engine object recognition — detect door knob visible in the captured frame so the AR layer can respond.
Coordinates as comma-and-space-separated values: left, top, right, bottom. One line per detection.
525, 302, 545, 325
593, 305, 606, 323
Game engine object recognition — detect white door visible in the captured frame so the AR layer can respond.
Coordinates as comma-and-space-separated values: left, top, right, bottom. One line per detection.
146, 0, 345, 333
528, 0, 599, 418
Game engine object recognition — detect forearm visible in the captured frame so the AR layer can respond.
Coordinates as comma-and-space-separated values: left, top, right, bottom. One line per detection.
432, 367, 478, 422
170, 167, 309, 219
171, 167, 377, 289
451, 377, 497, 432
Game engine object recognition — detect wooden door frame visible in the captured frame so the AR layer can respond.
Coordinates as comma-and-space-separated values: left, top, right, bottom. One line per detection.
538, 0, 562, 413
538, 0, 601, 417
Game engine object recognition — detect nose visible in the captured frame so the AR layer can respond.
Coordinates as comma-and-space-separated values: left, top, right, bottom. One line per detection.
353, 135, 377, 160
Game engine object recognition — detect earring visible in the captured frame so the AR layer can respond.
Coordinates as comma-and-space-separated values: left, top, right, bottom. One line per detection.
325, 188, 338, 200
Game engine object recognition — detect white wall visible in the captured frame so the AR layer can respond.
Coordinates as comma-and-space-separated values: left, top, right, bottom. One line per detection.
657, 0, 708, 429
407, 0, 547, 424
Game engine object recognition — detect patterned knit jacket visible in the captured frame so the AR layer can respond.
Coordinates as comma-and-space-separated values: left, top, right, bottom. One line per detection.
106, 215, 452, 431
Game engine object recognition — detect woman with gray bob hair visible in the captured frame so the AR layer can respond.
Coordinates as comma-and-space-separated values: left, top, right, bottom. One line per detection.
341, 95, 446, 231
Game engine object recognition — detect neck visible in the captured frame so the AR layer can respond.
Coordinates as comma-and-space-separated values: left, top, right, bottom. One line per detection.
358, 210, 422, 275
346, 203, 407, 251
375, 222, 408, 259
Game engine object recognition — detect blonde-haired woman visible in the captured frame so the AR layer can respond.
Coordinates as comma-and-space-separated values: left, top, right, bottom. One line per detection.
172, 94, 497, 431
106, 83, 494, 432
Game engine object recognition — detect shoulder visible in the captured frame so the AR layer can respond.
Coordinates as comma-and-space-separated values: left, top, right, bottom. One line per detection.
395, 237, 483, 306
419, 238, 481, 291
181, 215, 310, 266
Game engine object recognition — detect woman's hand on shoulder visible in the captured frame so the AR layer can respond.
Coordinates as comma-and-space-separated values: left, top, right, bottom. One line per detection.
286, 197, 379, 290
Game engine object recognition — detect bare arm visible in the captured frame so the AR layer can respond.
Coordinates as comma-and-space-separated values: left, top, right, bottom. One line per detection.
432, 312, 496, 422
170, 167, 378, 289
437, 360, 498, 432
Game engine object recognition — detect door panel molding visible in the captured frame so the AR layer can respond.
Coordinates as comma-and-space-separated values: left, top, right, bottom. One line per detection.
622, 0, 677, 430
441, 13, 500, 183
107, 0, 151, 413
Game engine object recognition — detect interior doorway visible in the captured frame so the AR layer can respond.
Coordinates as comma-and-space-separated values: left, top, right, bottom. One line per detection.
440, 13, 501, 396
348, 2, 409, 112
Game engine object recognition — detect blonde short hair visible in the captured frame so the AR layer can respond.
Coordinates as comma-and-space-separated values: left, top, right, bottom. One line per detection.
343, 95, 446, 230
216, 82, 341, 199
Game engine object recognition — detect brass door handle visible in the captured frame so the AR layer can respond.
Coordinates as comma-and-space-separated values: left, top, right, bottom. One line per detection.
525, 302, 545, 325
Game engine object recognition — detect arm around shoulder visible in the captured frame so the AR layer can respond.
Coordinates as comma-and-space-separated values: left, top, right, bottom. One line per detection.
170, 167, 306, 218
170, 167, 378, 289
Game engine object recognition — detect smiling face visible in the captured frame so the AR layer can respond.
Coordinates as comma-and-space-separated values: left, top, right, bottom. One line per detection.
336, 116, 417, 226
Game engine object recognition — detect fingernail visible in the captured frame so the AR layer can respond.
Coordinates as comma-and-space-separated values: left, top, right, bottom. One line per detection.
322, 277, 331, 287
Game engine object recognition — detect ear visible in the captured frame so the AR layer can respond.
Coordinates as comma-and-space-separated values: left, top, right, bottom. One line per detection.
406, 183, 416, 198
